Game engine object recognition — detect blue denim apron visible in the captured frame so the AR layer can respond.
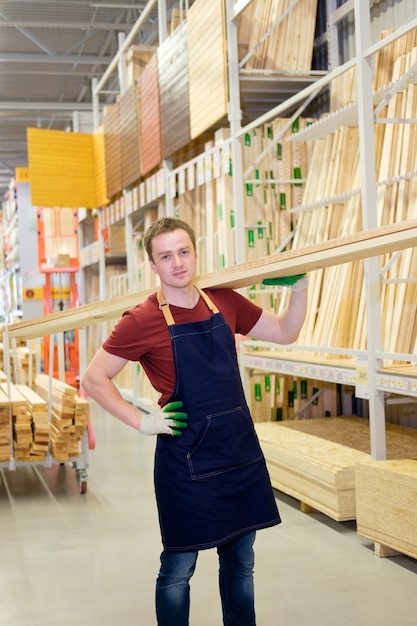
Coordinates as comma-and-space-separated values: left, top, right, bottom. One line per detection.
154, 287, 280, 551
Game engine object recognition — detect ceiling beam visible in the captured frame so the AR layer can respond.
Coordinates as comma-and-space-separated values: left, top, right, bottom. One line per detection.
0, 20, 136, 31
0, 102, 101, 111
0, 52, 112, 64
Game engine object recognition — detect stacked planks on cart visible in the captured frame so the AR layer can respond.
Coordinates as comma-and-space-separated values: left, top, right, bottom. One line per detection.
0, 387, 11, 462
0, 382, 49, 461
255, 417, 417, 522
15, 384, 50, 459
35, 374, 88, 462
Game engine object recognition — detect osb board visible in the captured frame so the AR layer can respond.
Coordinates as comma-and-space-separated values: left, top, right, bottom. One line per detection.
103, 101, 123, 199
158, 20, 191, 158
140, 54, 162, 175
120, 82, 142, 188
356, 459, 417, 559
255, 418, 417, 521
187, 0, 228, 139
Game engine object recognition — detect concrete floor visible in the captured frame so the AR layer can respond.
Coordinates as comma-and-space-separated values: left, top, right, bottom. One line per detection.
1, 402, 417, 626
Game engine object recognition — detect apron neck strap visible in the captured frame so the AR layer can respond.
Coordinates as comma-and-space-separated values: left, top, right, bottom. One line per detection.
157, 285, 219, 326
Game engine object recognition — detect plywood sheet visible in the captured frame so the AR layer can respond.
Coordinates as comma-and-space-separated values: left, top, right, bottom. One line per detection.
256, 417, 417, 521
103, 102, 123, 199
120, 82, 142, 188
140, 54, 162, 175
356, 459, 417, 558
158, 21, 191, 158
187, 0, 228, 139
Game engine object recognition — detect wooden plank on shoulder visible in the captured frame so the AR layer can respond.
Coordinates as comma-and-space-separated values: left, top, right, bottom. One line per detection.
6, 219, 417, 340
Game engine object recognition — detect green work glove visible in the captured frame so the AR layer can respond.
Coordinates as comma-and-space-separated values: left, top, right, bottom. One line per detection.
262, 273, 309, 292
139, 400, 188, 436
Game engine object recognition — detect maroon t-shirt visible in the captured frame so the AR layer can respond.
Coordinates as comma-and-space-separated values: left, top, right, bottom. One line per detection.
103, 288, 263, 405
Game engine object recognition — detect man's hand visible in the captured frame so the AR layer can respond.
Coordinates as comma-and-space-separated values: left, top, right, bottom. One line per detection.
139, 400, 188, 436
262, 273, 309, 292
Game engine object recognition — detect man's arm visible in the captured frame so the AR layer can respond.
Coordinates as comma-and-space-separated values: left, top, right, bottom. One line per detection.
81, 347, 143, 429
246, 288, 308, 345
81, 347, 188, 436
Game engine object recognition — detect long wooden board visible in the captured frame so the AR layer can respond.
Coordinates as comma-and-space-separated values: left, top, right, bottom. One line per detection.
6, 219, 417, 340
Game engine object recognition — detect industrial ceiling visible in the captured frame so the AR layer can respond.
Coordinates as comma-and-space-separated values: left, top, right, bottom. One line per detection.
0, 0, 185, 199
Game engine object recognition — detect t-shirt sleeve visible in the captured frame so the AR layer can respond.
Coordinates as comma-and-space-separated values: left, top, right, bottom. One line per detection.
102, 312, 142, 360
210, 289, 263, 336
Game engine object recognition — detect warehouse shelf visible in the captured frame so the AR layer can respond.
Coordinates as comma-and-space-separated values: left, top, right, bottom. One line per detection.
239, 69, 327, 122
242, 349, 417, 398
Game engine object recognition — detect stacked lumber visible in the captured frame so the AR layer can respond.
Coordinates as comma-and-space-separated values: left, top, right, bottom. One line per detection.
241, 117, 313, 308
10, 346, 36, 385
0, 382, 33, 461
103, 101, 123, 199
0, 387, 11, 462
158, 20, 191, 158
355, 459, 417, 559
125, 45, 155, 89
15, 384, 50, 459
238, 0, 318, 71
35, 374, 88, 462
249, 369, 339, 422
120, 82, 142, 189
255, 417, 417, 521
187, 0, 228, 139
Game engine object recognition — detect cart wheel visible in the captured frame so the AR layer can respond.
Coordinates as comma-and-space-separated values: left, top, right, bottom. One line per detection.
80, 481, 87, 495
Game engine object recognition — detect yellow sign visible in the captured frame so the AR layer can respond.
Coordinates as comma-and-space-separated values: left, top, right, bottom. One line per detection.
15, 167, 30, 182
23, 287, 43, 300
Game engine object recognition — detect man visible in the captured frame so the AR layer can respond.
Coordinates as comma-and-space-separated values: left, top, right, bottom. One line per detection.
82, 216, 308, 626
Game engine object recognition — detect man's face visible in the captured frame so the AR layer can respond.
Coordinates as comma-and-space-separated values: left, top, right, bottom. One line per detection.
149, 228, 198, 289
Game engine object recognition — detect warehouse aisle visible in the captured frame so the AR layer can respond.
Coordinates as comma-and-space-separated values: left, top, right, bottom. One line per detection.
1, 402, 417, 626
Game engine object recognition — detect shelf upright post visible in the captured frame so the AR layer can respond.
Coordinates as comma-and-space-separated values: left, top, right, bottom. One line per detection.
354, 0, 386, 460
225, 0, 246, 265
117, 33, 127, 97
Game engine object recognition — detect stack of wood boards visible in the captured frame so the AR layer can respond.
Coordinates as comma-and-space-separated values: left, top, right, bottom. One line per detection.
237, 0, 318, 70
187, 0, 228, 139
282, 32, 417, 360
158, 20, 191, 158
120, 82, 142, 189
355, 459, 417, 559
1, 382, 33, 461
249, 371, 339, 422
15, 384, 50, 459
0, 383, 49, 461
10, 346, 36, 385
103, 101, 123, 199
255, 417, 417, 521
35, 374, 89, 462
0, 387, 11, 462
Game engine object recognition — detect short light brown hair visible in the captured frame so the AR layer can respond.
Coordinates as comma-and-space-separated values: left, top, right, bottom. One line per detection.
143, 217, 196, 262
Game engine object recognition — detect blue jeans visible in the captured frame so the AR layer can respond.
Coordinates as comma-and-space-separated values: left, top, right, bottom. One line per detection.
155, 531, 256, 626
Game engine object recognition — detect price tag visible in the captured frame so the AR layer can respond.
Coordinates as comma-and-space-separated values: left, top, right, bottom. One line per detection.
356, 354, 369, 399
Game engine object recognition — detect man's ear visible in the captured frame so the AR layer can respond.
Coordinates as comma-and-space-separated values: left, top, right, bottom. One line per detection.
149, 259, 158, 275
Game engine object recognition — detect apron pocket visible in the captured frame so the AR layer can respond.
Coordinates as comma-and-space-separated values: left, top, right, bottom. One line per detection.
187, 406, 263, 480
